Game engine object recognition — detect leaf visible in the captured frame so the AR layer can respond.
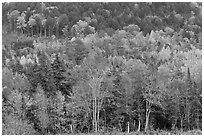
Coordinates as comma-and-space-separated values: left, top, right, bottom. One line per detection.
19, 55, 26, 66
28, 17, 36, 27
164, 27, 174, 34
157, 64, 171, 88
158, 47, 171, 61
148, 30, 158, 44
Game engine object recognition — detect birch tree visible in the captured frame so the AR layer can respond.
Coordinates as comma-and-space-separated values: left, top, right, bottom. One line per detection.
17, 12, 27, 34
28, 16, 36, 37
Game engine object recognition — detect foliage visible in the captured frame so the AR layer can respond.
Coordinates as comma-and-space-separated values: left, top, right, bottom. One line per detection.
2, 2, 202, 135
3, 2, 202, 38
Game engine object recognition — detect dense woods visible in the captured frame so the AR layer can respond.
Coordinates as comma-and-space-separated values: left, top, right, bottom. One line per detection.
2, 2, 202, 135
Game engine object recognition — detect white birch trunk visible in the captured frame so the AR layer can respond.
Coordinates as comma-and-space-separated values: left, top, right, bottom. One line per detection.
137, 115, 141, 132
127, 121, 130, 133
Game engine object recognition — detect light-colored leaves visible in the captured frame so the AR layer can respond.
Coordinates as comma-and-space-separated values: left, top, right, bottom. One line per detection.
28, 16, 36, 27
8, 10, 20, 20
158, 47, 171, 61
20, 55, 26, 65
17, 13, 27, 30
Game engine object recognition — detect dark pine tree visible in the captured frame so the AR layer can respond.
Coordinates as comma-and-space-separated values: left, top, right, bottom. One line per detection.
51, 53, 66, 90
37, 51, 57, 97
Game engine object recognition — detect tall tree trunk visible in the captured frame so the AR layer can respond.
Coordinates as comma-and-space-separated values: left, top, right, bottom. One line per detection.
180, 115, 183, 132
31, 27, 33, 37
137, 114, 141, 132
36, 26, 39, 36
97, 99, 100, 131
70, 124, 73, 133
56, 25, 59, 38
40, 27, 42, 37
145, 106, 151, 133
50, 26, 53, 37
44, 27, 47, 37
119, 122, 122, 132
127, 121, 130, 133
187, 111, 190, 130
92, 98, 95, 132
49, 26, 51, 37
172, 118, 177, 130
14, 22, 16, 32
94, 97, 97, 133
13, 20, 17, 33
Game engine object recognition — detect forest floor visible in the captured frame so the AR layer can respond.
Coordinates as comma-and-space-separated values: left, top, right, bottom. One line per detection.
67, 130, 202, 135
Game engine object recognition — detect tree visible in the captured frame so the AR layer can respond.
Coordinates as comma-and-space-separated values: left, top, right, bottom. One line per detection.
46, 16, 55, 37
2, 2, 203, 134
32, 13, 42, 36
54, 16, 60, 38
28, 16, 36, 37
8, 10, 20, 32
123, 59, 147, 132
33, 84, 50, 134
51, 53, 66, 91
38, 13, 46, 37
41, 18, 47, 37
84, 47, 111, 132
58, 14, 69, 37
2, 67, 35, 135
17, 12, 27, 34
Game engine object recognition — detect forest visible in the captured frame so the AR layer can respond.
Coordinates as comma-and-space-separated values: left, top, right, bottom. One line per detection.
2, 2, 202, 135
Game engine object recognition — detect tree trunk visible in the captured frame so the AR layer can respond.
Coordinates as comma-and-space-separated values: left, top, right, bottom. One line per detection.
70, 124, 73, 133
180, 116, 183, 132
31, 27, 33, 37
145, 108, 151, 132
127, 121, 130, 133
94, 97, 97, 133
40, 27, 42, 37
49, 26, 51, 37
145, 100, 151, 133
50, 26, 53, 37
172, 118, 177, 130
44, 27, 47, 37
13, 21, 16, 32
119, 122, 122, 132
36, 26, 39, 36
56, 25, 59, 38
97, 99, 100, 131
187, 111, 190, 130
92, 99, 95, 132
137, 115, 141, 132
